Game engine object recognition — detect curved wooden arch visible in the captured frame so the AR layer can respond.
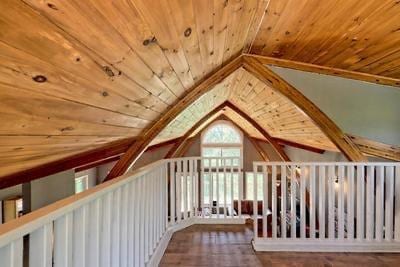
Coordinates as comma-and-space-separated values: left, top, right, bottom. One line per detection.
105, 54, 366, 181
166, 101, 288, 161
174, 114, 272, 162
242, 56, 366, 162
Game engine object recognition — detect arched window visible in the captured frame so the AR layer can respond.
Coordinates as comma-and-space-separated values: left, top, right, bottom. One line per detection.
201, 120, 243, 167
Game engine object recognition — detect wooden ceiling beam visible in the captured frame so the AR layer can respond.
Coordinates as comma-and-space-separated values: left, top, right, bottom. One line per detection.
242, 55, 367, 162
0, 137, 136, 189
104, 55, 243, 181
224, 101, 290, 161
347, 134, 400, 161
272, 137, 325, 154
245, 54, 400, 88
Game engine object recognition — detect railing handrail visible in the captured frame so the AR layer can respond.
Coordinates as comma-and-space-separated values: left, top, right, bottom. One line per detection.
254, 161, 400, 166
0, 158, 169, 247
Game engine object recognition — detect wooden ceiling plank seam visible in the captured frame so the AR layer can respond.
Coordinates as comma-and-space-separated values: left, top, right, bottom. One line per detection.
242, 0, 271, 53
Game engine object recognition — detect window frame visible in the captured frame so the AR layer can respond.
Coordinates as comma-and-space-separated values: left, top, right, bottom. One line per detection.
201, 120, 244, 169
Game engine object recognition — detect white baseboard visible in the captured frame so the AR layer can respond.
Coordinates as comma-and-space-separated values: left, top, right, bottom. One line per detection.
252, 239, 400, 252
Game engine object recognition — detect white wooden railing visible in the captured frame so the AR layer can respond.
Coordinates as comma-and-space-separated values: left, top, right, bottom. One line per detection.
252, 162, 400, 252
0, 157, 244, 267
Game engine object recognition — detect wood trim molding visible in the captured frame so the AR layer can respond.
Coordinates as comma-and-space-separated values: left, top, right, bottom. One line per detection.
224, 101, 290, 161
164, 103, 227, 158
242, 55, 367, 162
104, 55, 243, 181
347, 134, 400, 161
0, 137, 136, 189
245, 54, 400, 88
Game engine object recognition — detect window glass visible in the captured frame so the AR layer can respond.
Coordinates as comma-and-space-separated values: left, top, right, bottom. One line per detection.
75, 175, 88, 194
203, 124, 241, 144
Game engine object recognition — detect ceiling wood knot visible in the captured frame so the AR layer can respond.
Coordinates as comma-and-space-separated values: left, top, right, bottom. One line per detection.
32, 75, 47, 83
184, 27, 192, 37
47, 3, 58, 10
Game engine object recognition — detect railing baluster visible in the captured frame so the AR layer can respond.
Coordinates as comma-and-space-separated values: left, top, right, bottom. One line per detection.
189, 159, 195, 218
176, 160, 182, 222
272, 165, 277, 238
209, 159, 213, 219
310, 165, 316, 239
128, 182, 135, 267
30, 223, 52, 267
230, 159, 234, 218
375, 166, 384, 241
357, 165, 365, 240
319, 166, 326, 239
366, 166, 375, 241
290, 165, 296, 239
238, 170, 243, 218
216, 158, 220, 219
74, 205, 88, 267
263, 165, 268, 238
385, 166, 394, 241
111, 188, 121, 267
300, 166, 306, 239
183, 160, 188, 220
201, 159, 205, 218
101, 193, 112, 267
338, 165, 345, 240
170, 161, 176, 225
281, 166, 287, 239
137, 178, 144, 267
328, 165, 335, 239
347, 166, 355, 240
54, 213, 73, 267
0, 238, 23, 267
253, 163, 258, 239
120, 185, 129, 267
223, 159, 227, 218
394, 166, 400, 240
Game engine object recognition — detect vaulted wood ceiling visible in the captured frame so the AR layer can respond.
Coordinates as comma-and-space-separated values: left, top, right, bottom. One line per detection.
0, 0, 399, 179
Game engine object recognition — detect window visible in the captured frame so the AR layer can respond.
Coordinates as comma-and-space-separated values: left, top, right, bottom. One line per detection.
75, 175, 89, 194
201, 121, 243, 168
201, 121, 243, 211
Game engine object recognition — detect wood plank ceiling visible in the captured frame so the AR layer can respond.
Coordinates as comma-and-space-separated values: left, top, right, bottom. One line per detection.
0, 0, 399, 178
0, 0, 260, 177
251, 0, 400, 79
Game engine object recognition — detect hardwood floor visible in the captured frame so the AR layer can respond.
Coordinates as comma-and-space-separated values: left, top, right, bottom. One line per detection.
160, 224, 400, 267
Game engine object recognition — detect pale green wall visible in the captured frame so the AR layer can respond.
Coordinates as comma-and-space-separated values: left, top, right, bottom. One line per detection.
269, 66, 400, 145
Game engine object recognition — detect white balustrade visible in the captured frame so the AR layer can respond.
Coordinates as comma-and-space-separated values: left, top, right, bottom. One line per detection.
252, 162, 400, 252
1, 159, 399, 267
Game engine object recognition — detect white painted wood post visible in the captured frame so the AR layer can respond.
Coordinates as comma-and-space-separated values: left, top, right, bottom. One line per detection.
74, 205, 88, 267
253, 163, 258, 240
366, 166, 375, 241
300, 166, 306, 239
328, 165, 335, 239
395, 166, 400, 240
385, 166, 394, 241
290, 165, 296, 239
0, 238, 23, 267
347, 166, 355, 240
262, 166, 268, 238
54, 213, 73, 267
272, 165, 277, 238
309, 165, 316, 239
319, 166, 326, 239
281, 166, 287, 239
375, 166, 384, 241
30, 223, 52, 267
338, 165, 345, 240
356, 165, 365, 240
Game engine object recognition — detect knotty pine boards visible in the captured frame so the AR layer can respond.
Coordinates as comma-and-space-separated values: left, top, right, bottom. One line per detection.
0, 0, 261, 177
251, 0, 400, 79
156, 68, 337, 152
